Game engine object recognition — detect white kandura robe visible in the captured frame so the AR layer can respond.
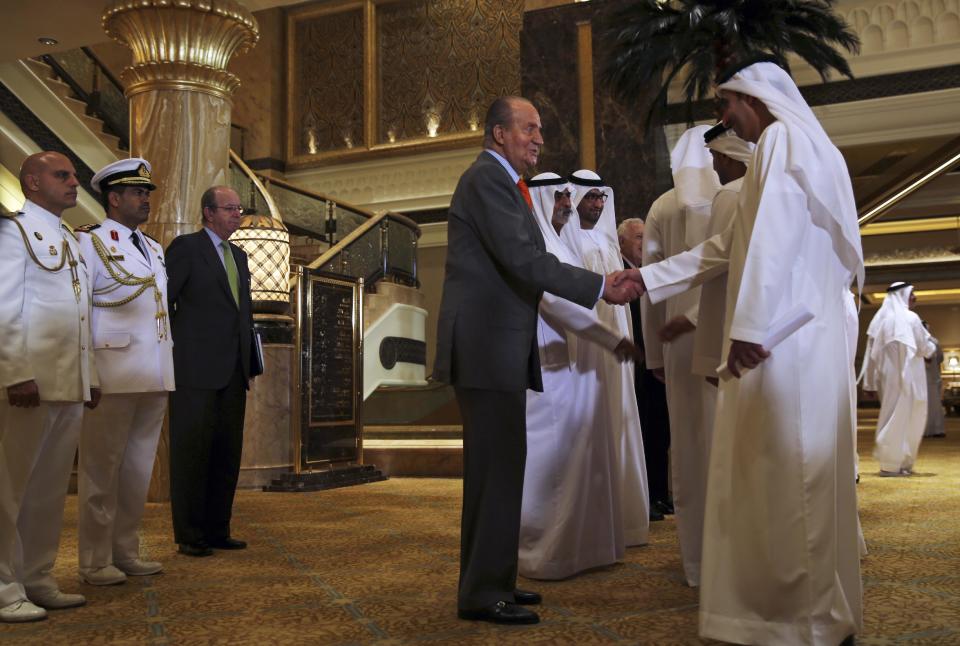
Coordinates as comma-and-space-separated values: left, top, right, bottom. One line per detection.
924, 342, 945, 437
691, 180, 741, 378
641, 188, 716, 587
578, 231, 651, 546
843, 290, 867, 557
861, 306, 936, 472
520, 291, 625, 579
640, 121, 862, 645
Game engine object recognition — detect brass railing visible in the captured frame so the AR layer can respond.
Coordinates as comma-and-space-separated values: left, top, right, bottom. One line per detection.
857, 134, 960, 228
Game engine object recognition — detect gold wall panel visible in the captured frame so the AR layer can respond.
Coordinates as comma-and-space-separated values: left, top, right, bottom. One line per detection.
376, 0, 522, 144
291, 8, 365, 156
286, 0, 522, 167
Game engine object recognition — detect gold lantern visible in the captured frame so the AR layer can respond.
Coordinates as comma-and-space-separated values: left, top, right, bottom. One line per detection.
231, 214, 291, 314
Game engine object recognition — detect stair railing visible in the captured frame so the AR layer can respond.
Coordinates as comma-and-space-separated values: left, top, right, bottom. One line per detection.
41, 47, 129, 150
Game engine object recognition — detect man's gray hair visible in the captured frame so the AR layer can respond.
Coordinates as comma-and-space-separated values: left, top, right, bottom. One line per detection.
482, 96, 529, 147
617, 217, 644, 240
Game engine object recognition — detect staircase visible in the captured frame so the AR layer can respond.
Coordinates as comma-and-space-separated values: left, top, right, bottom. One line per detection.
23, 57, 125, 160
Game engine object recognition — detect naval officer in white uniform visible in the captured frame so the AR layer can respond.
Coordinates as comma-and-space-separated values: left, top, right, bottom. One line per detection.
76, 158, 175, 586
0, 151, 98, 623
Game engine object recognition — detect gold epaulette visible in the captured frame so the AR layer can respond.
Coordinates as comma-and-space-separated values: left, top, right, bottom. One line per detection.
74, 223, 101, 234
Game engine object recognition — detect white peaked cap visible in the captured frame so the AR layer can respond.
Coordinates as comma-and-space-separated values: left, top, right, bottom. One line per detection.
90, 157, 156, 194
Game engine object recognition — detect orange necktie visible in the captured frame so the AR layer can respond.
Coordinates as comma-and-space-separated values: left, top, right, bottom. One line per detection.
516, 178, 533, 210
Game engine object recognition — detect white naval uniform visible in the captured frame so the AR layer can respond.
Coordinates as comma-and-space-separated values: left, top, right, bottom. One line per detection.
0, 200, 97, 607
76, 219, 175, 572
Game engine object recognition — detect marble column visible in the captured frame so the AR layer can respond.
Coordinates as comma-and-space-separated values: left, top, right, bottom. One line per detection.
101, 0, 259, 502
102, 0, 260, 246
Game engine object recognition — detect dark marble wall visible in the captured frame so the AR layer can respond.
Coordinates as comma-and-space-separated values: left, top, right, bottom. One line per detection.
521, 0, 672, 221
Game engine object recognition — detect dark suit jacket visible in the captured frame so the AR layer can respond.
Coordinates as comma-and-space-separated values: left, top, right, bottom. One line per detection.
166, 229, 254, 390
433, 151, 602, 392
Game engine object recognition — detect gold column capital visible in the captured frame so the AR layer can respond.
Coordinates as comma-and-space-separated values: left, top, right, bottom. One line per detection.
102, 0, 260, 100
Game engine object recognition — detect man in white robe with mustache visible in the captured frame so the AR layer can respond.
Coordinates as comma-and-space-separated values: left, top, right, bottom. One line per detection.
629, 57, 864, 645
519, 172, 633, 579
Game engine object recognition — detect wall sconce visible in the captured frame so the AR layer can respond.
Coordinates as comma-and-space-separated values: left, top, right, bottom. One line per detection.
231, 214, 291, 314
307, 128, 318, 155
947, 355, 960, 372
426, 114, 440, 138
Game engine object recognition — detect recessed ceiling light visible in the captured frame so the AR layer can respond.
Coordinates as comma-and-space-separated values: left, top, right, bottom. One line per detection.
38, 37, 58, 46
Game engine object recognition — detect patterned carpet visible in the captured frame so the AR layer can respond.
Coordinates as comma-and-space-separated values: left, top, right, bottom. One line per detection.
1, 411, 958, 645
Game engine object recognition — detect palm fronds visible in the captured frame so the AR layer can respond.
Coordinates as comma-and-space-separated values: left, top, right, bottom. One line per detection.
601, 0, 860, 124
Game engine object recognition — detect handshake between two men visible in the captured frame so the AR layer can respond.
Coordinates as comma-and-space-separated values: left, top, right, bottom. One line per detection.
602, 268, 645, 305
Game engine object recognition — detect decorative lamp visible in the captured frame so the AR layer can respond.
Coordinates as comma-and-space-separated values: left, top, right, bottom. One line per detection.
231, 214, 291, 314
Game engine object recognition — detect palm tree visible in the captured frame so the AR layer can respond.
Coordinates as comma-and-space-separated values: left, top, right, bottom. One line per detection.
601, 0, 860, 124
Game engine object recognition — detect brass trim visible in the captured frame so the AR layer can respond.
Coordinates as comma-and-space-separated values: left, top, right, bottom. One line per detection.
229, 150, 282, 222
858, 148, 960, 227
364, 0, 378, 148
869, 287, 960, 305
291, 266, 305, 474
285, 132, 484, 170
576, 20, 595, 171
860, 215, 960, 236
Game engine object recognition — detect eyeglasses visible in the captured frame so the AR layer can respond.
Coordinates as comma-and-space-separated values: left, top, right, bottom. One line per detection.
213, 204, 244, 214
583, 192, 607, 202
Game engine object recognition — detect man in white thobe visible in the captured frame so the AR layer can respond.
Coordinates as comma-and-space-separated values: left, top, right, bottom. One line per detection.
861, 282, 936, 475
689, 126, 753, 382
631, 58, 864, 644
565, 169, 650, 547
519, 172, 632, 579
76, 158, 175, 585
0, 152, 98, 622
641, 125, 720, 587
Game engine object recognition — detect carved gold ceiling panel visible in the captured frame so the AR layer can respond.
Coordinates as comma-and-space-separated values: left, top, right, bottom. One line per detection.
286, 0, 522, 168
376, 0, 522, 144
290, 7, 365, 156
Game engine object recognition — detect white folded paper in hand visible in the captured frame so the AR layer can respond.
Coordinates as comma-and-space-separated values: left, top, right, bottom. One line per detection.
717, 305, 815, 381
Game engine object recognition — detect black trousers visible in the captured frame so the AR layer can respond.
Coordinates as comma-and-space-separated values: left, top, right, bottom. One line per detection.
169, 368, 247, 545
637, 368, 671, 504
454, 386, 526, 612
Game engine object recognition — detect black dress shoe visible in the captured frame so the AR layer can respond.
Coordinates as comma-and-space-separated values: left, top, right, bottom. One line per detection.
653, 499, 675, 515
208, 537, 247, 550
178, 542, 213, 557
458, 601, 539, 624
650, 509, 665, 522
513, 589, 541, 605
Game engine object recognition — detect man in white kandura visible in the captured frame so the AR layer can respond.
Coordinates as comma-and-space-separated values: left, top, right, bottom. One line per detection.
565, 169, 650, 547
519, 172, 634, 579
689, 125, 753, 383
0, 152, 98, 622
76, 158, 175, 585
641, 125, 720, 588
861, 282, 936, 476
630, 57, 864, 644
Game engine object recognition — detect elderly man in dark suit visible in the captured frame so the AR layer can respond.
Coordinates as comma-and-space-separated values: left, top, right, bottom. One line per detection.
166, 185, 254, 557
434, 96, 641, 625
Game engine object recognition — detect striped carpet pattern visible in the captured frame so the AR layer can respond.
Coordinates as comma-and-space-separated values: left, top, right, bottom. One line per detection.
1, 411, 957, 644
